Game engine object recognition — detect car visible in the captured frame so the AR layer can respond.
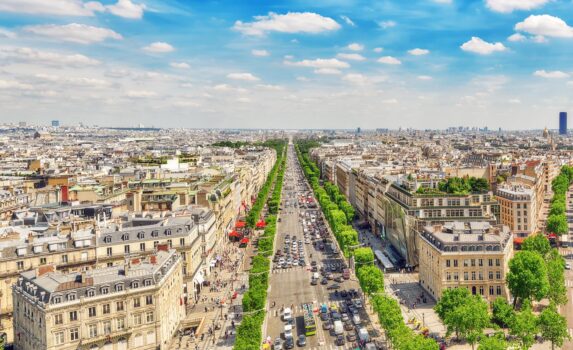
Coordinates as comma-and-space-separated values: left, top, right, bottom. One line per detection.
320, 312, 330, 321
311, 266, 318, 272
299, 259, 305, 266
334, 276, 344, 283
322, 321, 332, 330
340, 290, 348, 298
335, 335, 345, 346
341, 313, 349, 322
326, 273, 334, 280
344, 320, 354, 331
292, 260, 299, 266
321, 278, 328, 285
311, 261, 317, 266
327, 283, 340, 290
354, 299, 363, 309
346, 332, 357, 342
284, 337, 294, 349
352, 314, 361, 325
297, 334, 306, 347
311, 278, 318, 285
273, 337, 284, 350
566, 263, 571, 270
331, 312, 342, 321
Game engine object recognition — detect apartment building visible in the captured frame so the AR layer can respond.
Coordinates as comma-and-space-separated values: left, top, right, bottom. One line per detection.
417, 222, 513, 302
496, 185, 538, 238
12, 247, 184, 350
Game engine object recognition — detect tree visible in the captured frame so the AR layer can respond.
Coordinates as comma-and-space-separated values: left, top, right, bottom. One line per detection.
521, 234, 551, 258
507, 251, 549, 307
538, 305, 570, 350
546, 213, 568, 235
354, 247, 375, 267
447, 295, 491, 349
510, 302, 538, 350
492, 297, 515, 328
434, 287, 471, 323
546, 249, 568, 305
478, 332, 509, 350
356, 265, 384, 296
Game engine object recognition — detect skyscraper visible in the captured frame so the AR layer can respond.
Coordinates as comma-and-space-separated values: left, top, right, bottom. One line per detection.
559, 112, 567, 135
51, 120, 60, 127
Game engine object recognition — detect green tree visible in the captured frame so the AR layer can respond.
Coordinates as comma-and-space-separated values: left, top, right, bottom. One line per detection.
434, 287, 471, 324
478, 332, 509, 350
492, 297, 515, 328
446, 295, 491, 349
521, 234, 551, 258
507, 251, 549, 307
546, 213, 568, 235
356, 265, 384, 296
546, 249, 568, 305
510, 302, 538, 350
354, 247, 375, 266
538, 305, 570, 350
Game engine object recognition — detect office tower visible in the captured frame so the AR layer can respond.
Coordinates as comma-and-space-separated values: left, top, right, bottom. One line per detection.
559, 112, 567, 135
51, 120, 60, 127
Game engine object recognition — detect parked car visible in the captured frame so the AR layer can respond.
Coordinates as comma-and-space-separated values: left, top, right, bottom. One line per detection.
335, 335, 345, 346
297, 334, 306, 347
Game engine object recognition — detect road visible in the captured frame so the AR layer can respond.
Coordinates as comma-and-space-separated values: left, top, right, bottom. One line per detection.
264, 142, 372, 350
561, 187, 573, 350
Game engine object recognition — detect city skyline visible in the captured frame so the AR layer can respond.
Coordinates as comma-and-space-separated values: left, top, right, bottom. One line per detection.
1, 0, 573, 129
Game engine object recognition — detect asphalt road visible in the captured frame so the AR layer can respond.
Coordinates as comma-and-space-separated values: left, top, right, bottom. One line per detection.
264, 143, 369, 350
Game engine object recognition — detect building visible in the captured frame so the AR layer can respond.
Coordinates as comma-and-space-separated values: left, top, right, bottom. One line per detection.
417, 222, 513, 302
51, 120, 60, 127
496, 184, 537, 238
12, 247, 184, 350
559, 112, 567, 135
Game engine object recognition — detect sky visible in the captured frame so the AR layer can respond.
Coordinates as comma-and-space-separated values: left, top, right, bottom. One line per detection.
1, 0, 573, 130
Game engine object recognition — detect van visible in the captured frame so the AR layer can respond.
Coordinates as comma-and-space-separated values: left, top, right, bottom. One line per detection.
357, 327, 369, 343
333, 320, 344, 335
283, 308, 292, 322
352, 314, 361, 325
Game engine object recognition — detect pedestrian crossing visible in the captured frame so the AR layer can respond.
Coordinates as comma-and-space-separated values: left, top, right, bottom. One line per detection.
303, 345, 364, 350
275, 299, 354, 315
566, 280, 573, 288
271, 266, 309, 274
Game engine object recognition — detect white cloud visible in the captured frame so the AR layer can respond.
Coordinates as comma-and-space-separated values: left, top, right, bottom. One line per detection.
342, 73, 368, 85
227, 72, 260, 81
379, 21, 396, 29
143, 42, 175, 53
23, 23, 122, 44
515, 15, 573, 38
0, 28, 16, 38
382, 98, 398, 104
417, 75, 433, 80
508, 98, 521, 104
106, 0, 145, 19
233, 12, 340, 36
460, 37, 507, 55
0, 46, 100, 66
296, 76, 309, 81
340, 15, 355, 27
256, 84, 283, 90
0, 0, 98, 16
0, 79, 34, 90
377, 56, 401, 65
126, 90, 157, 98
408, 48, 430, 56
373, 47, 384, 53
314, 68, 342, 75
533, 70, 570, 78
170, 62, 190, 69
532, 35, 547, 43
284, 58, 350, 69
486, 0, 550, 13
251, 49, 270, 57
433, 0, 452, 3
336, 53, 366, 61
347, 43, 364, 51
507, 33, 526, 42
236, 97, 251, 103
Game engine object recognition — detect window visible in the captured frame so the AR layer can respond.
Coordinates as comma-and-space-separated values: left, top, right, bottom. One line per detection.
133, 313, 142, 326
453, 272, 459, 281
488, 259, 493, 267
463, 259, 469, 267
479, 286, 484, 295
54, 331, 64, 345
134, 333, 143, 347
453, 260, 458, 267
103, 304, 110, 314
122, 233, 129, 241
180, 238, 185, 246
464, 272, 469, 281
107, 247, 112, 256
146, 331, 156, 344
61, 255, 68, 263
146, 295, 153, 305
104, 235, 112, 243
53, 296, 62, 304
88, 324, 97, 337
101, 287, 109, 295
40, 257, 47, 265
116, 284, 124, 292
137, 232, 145, 239
117, 301, 124, 312
68, 293, 76, 301
489, 271, 494, 280
88, 306, 96, 317
134, 297, 141, 308
69, 311, 78, 321
471, 259, 476, 267
471, 272, 476, 280
17, 261, 24, 270
70, 328, 79, 341
496, 286, 502, 295
132, 281, 139, 289
496, 271, 501, 280
103, 321, 112, 335
164, 229, 172, 236
478, 272, 483, 280
478, 259, 483, 267
489, 286, 494, 295
144, 279, 152, 287
167, 239, 172, 247
146, 311, 154, 323
117, 318, 125, 330
446, 260, 450, 268
54, 314, 63, 325
496, 259, 501, 267
151, 230, 159, 237
124, 245, 130, 254
140, 243, 145, 252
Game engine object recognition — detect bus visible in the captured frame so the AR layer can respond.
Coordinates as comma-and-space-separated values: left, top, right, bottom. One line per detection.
374, 249, 396, 272
302, 303, 317, 336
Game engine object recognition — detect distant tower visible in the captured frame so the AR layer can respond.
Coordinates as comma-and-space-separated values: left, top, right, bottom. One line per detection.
356, 127, 361, 134
51, 120, 60, 127
543, 127, 549, 138
559, 112, 567, 135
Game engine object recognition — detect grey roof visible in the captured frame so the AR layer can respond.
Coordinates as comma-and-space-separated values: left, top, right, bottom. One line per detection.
98, 216, 196, 246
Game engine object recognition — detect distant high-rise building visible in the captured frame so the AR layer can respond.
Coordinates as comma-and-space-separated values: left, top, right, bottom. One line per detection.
51, 120, 60, 127
356, 127, 361, 134
559, 112, 567, 135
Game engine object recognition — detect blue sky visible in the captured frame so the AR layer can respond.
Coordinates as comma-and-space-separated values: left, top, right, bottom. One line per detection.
0, 0, 573, 129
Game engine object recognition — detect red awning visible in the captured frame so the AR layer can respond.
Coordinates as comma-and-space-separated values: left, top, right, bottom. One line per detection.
513, 237, 524, 245
240, 237, 249, 244
547, 233, 557, 239
256, 220, 266, 228
235, 221, 246, 228
228, 230, 241, 238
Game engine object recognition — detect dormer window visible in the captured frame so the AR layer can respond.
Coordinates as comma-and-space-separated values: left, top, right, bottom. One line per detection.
104, 236, 112, 243
144, 279, 152, 287
132, 281, 139, 288
87, 289, 95, 297
164, 229, 171, 236
68, 293, 76, 301
53, 296, 62, 304
121, 233, 129, 241
137, 232, 145, 239
151, 230, 159, 238
115, 284, 124, 292
101, 287, 109, 295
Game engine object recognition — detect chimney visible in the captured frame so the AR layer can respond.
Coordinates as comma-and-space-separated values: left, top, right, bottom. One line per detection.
37, 265, 55, 277
157, 243, 169, 252
150, 255, 157, 264
27, 232, 34, 243
131, 258, 140, 265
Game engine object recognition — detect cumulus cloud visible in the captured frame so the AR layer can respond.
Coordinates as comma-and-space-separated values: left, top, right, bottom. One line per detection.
0, 0, 97, 16
0, 79, 34, 90
515, 15, 573, 38
377, 56, 401, 65
0, 46, 100, 66
0, 28, 16, 38
417, 75, 433, 80
251, 49, 270, 57
227, 72, 260, 81
233, 12, 340, 36
533, 70, 570, 78
486, 0, 550, 13
408, 48, 430, 56
23, 23, 122, 44
126, 90, 157, 98
460, 37, 507, 55
106, 0, 145, 19
373, 47, 384, 53
284, 58, 350, 69
143, 42, 175, 53
314, 68, 342, 75
507, 33, 526, 42
347, 43, 364, 51
378, 20, 396, 29
340, 15, 355, 26
336, 53, 366, 61
342, 73, 369, 85
170, 62, 190, 69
